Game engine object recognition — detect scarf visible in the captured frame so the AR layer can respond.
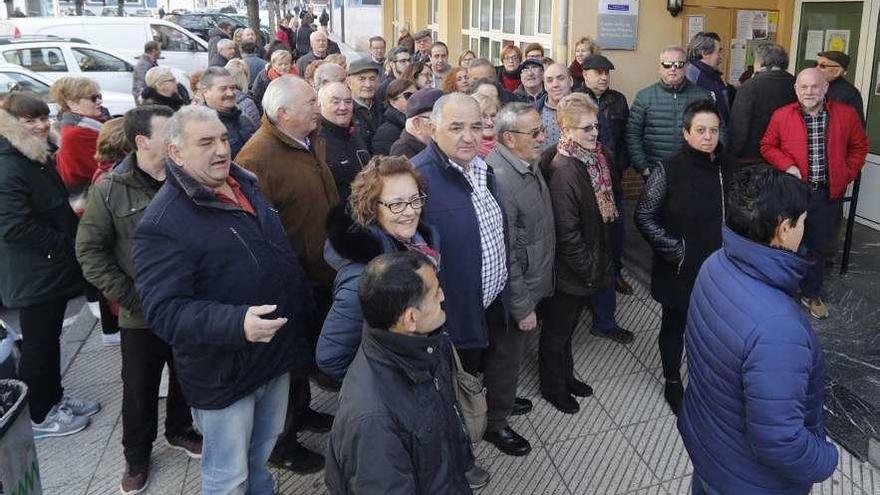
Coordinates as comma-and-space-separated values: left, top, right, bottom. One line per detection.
557, 135, 618, 223
477, 135, 496, 159
267, 66, 298, 80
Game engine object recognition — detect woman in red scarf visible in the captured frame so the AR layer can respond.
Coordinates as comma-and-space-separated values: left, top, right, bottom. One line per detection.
495, 44, 522, 93
251, 49, 300, 112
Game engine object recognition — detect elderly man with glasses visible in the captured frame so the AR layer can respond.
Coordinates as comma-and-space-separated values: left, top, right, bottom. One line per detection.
627, 45, 712, 178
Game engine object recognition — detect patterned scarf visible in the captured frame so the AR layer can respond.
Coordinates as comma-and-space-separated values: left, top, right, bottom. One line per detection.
557, 135, 618, 223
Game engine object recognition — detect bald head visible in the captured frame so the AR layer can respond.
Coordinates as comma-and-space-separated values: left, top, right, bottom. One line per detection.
310, 30, 328, 56
795, 68, 828, 113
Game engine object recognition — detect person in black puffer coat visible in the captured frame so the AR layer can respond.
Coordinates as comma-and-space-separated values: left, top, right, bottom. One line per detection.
372, 78, 414, 155
634, 100, 736, 416
318, 82, 371, 204
140, 67, 191, 111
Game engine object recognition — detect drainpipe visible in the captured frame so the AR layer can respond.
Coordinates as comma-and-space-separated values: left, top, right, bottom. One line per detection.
558, 0, 569, 63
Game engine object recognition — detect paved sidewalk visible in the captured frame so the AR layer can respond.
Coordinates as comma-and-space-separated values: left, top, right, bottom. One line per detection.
33, 270, 879, 495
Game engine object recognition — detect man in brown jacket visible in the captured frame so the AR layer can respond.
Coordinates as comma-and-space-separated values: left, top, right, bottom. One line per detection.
236, 75, 339, 474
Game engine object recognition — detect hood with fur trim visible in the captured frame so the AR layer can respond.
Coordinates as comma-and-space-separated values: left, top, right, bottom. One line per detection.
0, 109, 52, 164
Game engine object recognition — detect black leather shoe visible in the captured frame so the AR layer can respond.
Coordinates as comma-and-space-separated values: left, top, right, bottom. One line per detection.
567, 379, 593, 398
590, 326, 635, 345
295, 407, 334, 433
541, 392, 580, 414
483, 426, 532, 456
616, 276, 635, 295
269, 444, 325, 474
511, 397, 533, 416
664, 380, 684, 416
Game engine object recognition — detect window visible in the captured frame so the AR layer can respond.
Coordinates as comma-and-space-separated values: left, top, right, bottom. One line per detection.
503, 0, 515, 34
480, 0, 490, 30
492, 0, 501, 30
72, 48, 131, 72
520, 0, 536, 36
538, 0, 551, 34
0, 71, 51, 98
2, 47, 67, 72
151, 24, 204, 52
466, 0, 550, 61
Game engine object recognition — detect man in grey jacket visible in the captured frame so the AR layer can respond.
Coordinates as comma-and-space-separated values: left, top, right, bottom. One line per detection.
132, 41, 161, 101
482, 102, 555, 457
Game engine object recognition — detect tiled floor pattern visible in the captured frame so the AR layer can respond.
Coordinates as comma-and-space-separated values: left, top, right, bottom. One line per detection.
38, 271, 879, 494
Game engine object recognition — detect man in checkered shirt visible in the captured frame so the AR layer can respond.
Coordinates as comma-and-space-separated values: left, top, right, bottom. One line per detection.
761, 68, 868, 320
412, 93, 535, 457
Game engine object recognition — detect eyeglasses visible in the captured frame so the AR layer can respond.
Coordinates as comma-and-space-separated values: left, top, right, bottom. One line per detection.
521, 66, 543, 74
574, 123, 601, 133
378, 194, 428, 214
817, 62, 841, 69
401, 91, 415, 100
394, 57, 411, 64
86, 93, 102, 102
659, 61, 686, 69
507, 125, 546, 139
503, 55, 521, 63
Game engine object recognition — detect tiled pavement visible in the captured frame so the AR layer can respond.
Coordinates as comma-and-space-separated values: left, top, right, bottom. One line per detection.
34, 271, 880, 495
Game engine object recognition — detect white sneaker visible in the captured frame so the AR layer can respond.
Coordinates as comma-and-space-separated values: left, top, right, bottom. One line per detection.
102, 332, 121, 346
87, 301, 101, 318
61, 395, 101, 417
32, 404, 90, 439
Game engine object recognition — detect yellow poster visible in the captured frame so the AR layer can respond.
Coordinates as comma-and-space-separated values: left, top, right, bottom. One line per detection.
825, 29, 851, 54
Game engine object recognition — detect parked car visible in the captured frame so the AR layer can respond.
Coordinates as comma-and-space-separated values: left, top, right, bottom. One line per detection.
164, 12, 246, 42
0, 62, 136, 116
225, 14, 271, 44
0, 17, 208, 75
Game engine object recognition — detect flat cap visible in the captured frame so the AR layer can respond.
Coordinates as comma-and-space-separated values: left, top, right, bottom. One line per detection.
406, 88, 443, 118
817, 51, 850, 70
582, 54, 615, 71
347, 57, 381, 76
520, 58, 543, 71
413, 29, 432, 41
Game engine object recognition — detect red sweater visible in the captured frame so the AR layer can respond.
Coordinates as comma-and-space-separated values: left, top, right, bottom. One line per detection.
56, 113, 103, 191
760, 101, 868, 200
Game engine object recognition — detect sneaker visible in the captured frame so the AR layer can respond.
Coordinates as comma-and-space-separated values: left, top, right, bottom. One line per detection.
465, 464, 491, 490
167, 429, 202, 459
61, 395, 101, 417
31, 404, 89, 439
801, 296, 829, 319
590, 326, 635, 345
102, 332, 121, 346
120, 462, 149, 495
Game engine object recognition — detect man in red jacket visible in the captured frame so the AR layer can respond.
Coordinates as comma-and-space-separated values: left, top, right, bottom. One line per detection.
761, 68, 868, 319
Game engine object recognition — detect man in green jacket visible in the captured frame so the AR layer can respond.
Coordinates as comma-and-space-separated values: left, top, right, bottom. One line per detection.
627, 45, 715, 176
75, 105, 201, 495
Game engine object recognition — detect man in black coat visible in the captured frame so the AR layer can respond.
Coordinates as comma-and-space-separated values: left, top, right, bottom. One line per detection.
347, 58, 383, 154
728, 43, 796, 163
325, 252, 481, 494
817, 50, 865, 125
317, 82, 370, 204
201, 67, 255, 156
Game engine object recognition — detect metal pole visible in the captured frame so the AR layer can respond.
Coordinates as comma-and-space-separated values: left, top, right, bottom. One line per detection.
339, 0, 345, 44
840, 172, 862, 275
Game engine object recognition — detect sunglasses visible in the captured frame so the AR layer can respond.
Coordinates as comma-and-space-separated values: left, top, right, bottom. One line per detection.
817, 63, 841, 69
660, 61, 686, 69
86, 93, 103, 102
508, 125, 546, 139
402, 91, 415, 100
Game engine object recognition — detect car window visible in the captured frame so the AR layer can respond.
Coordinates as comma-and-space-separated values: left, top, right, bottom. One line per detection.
2, 48, 68, 72
151, 24, 205, 52
0, 71, 51, 98
72, 47, 132, 72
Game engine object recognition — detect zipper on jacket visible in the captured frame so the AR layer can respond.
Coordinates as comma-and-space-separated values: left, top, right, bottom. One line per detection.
718, 167, 726, 221
229, 227, 260, 267
676, 239, 686, 275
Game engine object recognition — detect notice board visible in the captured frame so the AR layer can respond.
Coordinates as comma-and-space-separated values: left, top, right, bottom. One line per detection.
795, 1, 863, 82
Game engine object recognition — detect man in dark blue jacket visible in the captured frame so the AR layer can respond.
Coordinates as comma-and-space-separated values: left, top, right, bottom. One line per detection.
679, 165, 838, 494
685, 32, 732, 123
200, 67, 256, 157
132, 106, 315, 495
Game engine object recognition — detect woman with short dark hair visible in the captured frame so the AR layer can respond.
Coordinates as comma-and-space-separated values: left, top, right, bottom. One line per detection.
0, 92, 99, 438
635, 99, 736, 415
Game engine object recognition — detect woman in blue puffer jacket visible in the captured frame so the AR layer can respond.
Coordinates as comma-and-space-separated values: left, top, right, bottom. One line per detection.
679, 165, 838, 495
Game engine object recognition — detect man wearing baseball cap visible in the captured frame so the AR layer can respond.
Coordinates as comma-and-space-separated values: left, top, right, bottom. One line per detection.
390, 88, 443, 158
413, 29, 433, 64
514, 58, 546, 106
816, 51, 865, 125
347, 58, 383, 153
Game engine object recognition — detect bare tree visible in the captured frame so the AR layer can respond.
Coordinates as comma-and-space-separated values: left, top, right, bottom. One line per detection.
245, 0, 263, 46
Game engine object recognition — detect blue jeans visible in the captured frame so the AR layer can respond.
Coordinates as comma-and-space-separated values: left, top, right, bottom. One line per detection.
801, 186, 840, 298
192, 373, 290, 495
590, 272, 618, 332
691, 472, 723, 495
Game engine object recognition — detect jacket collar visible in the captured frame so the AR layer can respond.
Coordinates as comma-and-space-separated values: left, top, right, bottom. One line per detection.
691, 59, 722, 78
425, 140, 495, 190
361, 323, 444, 384
658, 79, 690, 94
722, 227, 811, 296
109, 153, 156, 189
489, 142, 533, 176
0, 109, 51, 163
165, 158, 258, 212
320, 117, 352, 138
681, 143, 724, 169
262, 115, 315, 153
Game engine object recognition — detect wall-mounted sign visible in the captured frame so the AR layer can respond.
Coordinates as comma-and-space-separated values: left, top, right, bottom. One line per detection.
597, 0, 639, 50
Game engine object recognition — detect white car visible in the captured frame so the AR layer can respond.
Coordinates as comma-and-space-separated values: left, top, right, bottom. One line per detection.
0, 63, 135, 116
0, 37, 190, 102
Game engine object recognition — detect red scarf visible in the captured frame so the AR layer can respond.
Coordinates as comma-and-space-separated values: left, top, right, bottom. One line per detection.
267, 66, 299, 80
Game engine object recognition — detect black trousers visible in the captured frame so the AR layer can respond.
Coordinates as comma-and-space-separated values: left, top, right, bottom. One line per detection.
84, 283, 119, 335
539, 291, 586, 396
456, 298, 525, 433
120, 328, 192, 467
659, 305, 688, 382
19, 297, 68, 423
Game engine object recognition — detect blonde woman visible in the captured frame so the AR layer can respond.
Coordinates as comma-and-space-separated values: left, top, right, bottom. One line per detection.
251, 49, 298, 111
472, 92, 499, 158
569, 37, 601, 87
225, 58, 260, 127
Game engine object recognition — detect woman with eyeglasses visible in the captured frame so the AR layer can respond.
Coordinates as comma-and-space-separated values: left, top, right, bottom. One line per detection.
541, 93, 632, 414
635, 100, 736, 416
372, 79, 416, 155
0, 92, 99, 438
495, 44, 522, 93
49, 77, 110, 215
316, 155, 440, 380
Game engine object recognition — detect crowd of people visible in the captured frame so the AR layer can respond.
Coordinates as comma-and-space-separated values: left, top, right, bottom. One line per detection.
0, 9, 869, 494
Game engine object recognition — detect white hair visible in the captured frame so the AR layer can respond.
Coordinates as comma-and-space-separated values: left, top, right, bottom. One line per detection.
164, 105, 221, 148
314, 63, 346, 90
217, 39, 235, 50
263, 75, 310, 121
430, 92, 480, 126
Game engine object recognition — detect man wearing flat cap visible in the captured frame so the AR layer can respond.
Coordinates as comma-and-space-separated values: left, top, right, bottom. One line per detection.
390, 88, 443, 158
347, 58, 383, 153
817, 51, 865, 125
413, 29, 432, 64
515, 58, 546, 106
